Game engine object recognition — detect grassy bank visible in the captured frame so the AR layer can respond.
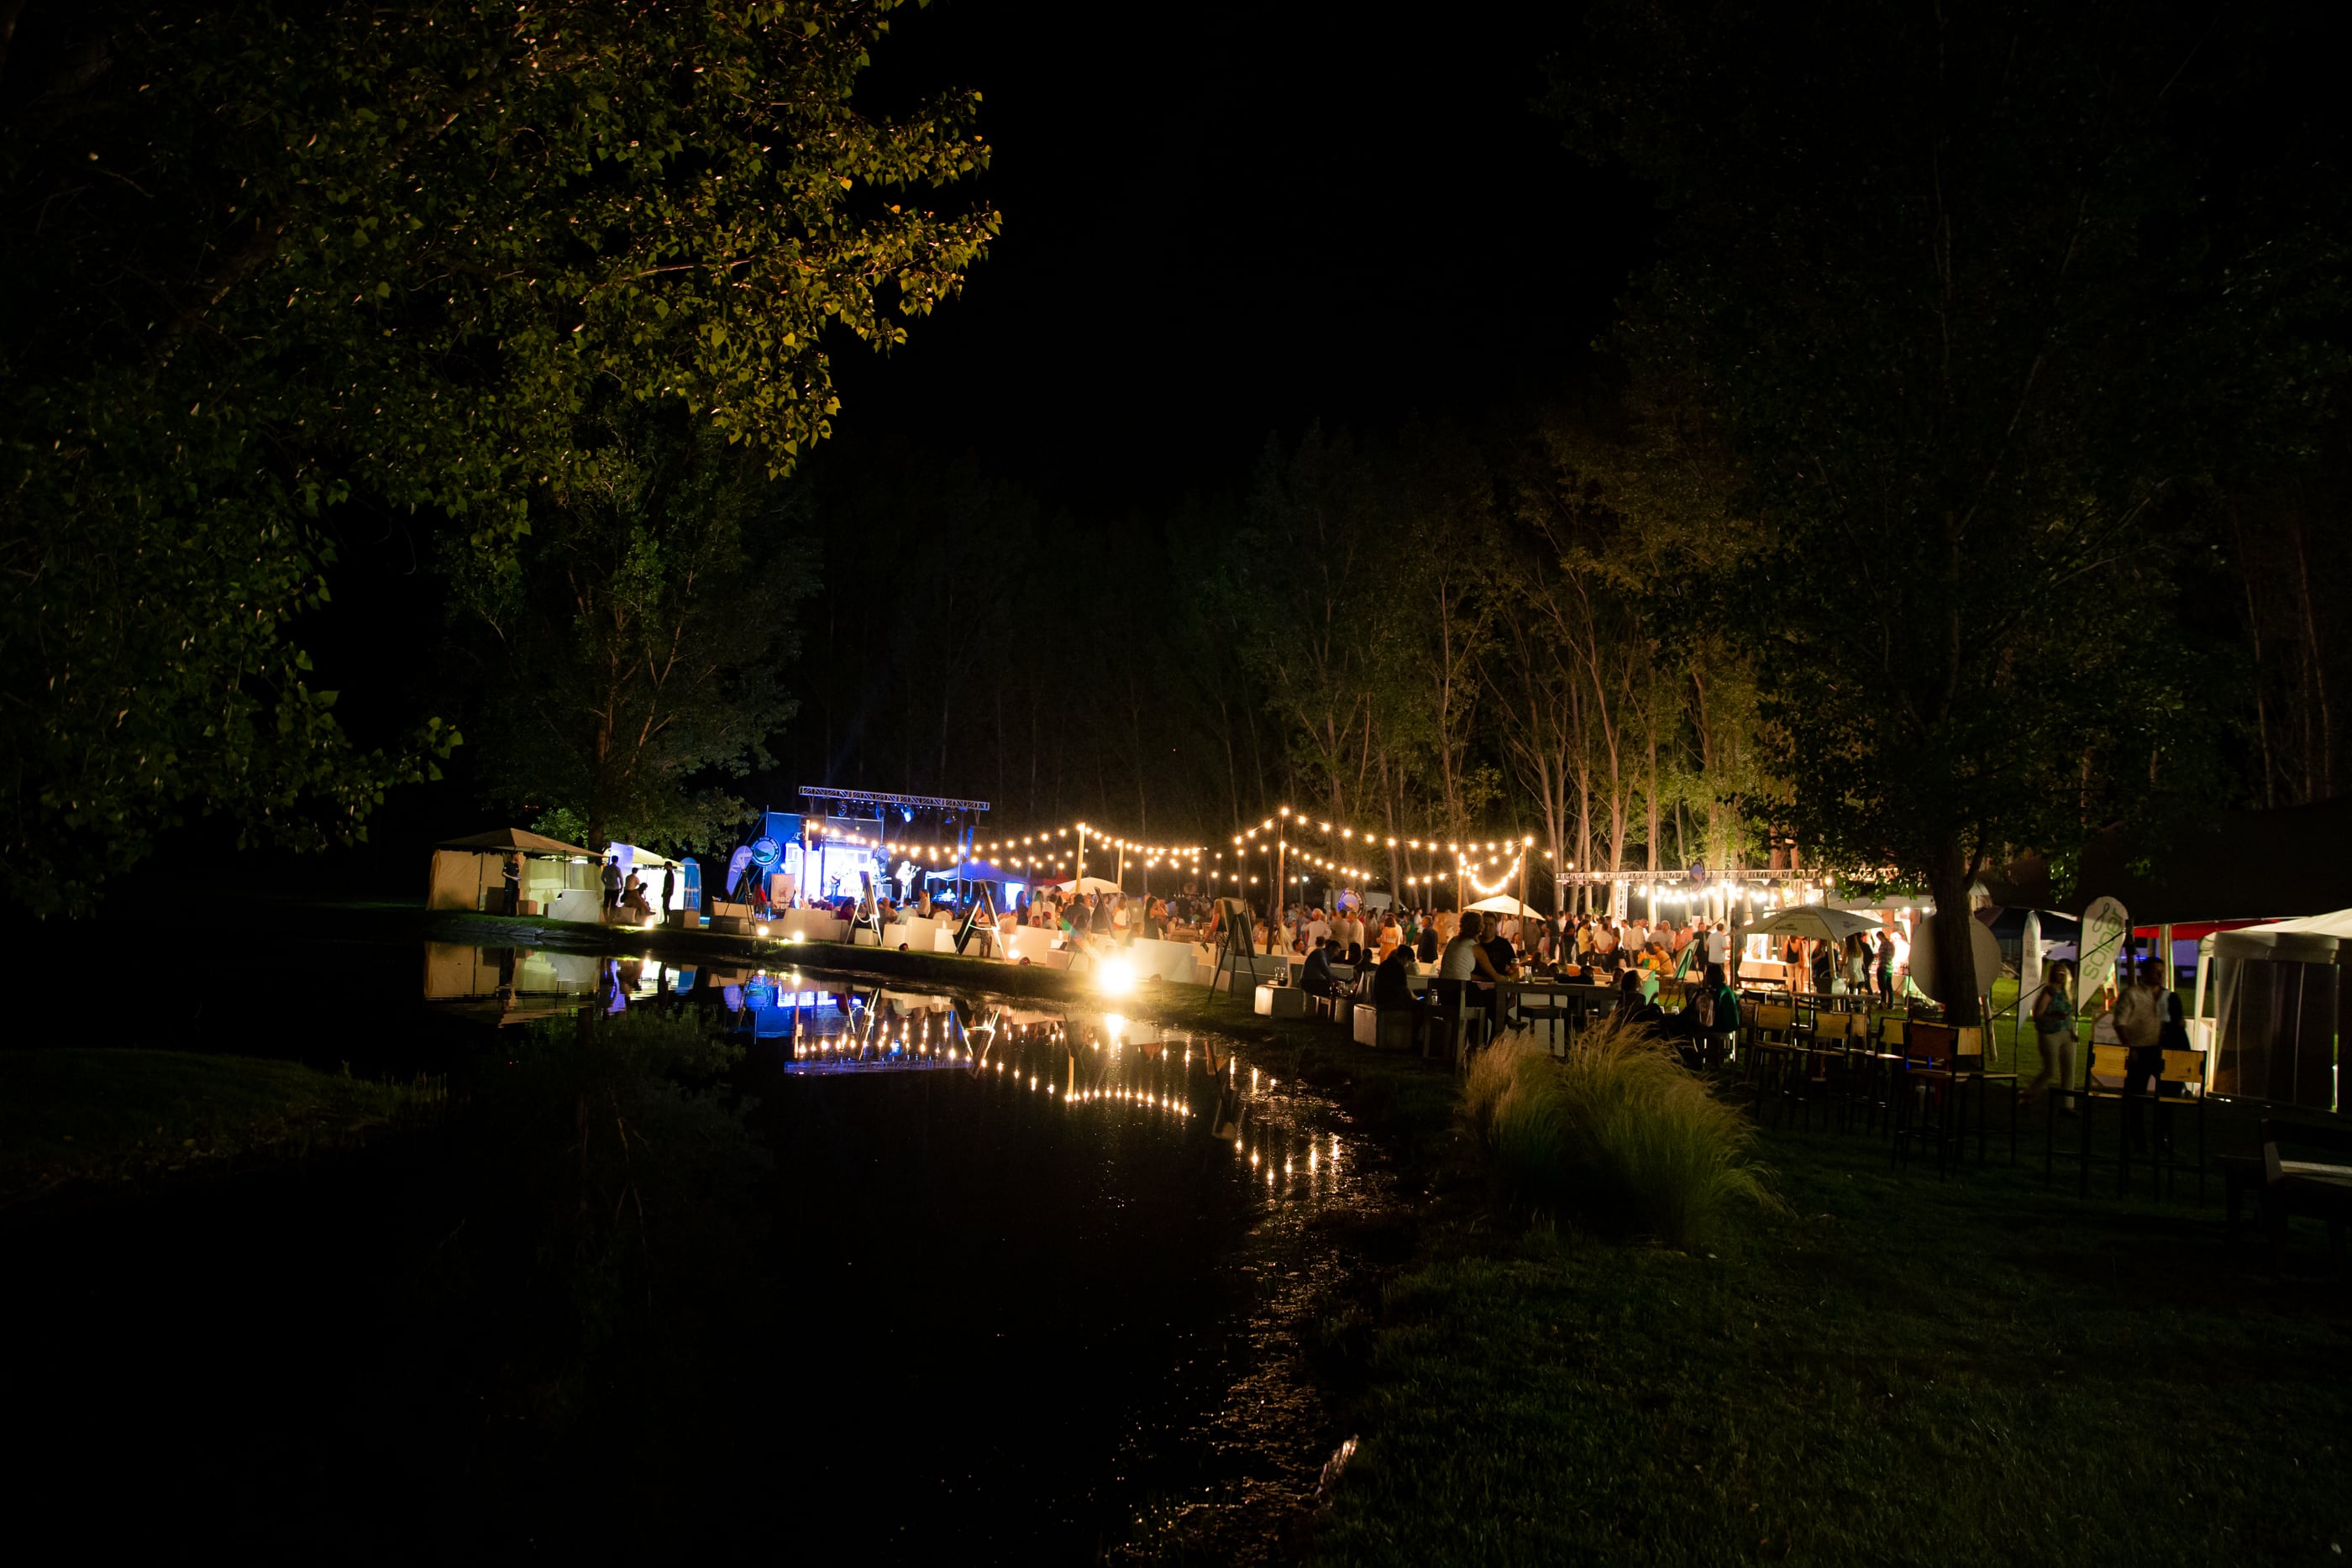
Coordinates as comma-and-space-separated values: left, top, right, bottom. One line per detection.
1308, 1071, 2350, 1565
0, 1049, 442, 1205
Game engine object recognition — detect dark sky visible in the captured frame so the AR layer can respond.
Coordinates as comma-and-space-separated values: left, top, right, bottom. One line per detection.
827, 0, 1651, 508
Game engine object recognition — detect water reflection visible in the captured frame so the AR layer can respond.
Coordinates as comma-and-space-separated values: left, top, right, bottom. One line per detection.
426, 943, 1362, 1210
420, 939, 1389, 1558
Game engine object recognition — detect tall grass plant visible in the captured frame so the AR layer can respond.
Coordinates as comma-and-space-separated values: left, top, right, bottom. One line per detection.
1464, 1015, 1772, 1245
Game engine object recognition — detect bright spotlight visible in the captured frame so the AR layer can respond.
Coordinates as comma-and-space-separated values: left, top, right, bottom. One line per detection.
1095, 958, 1137, 997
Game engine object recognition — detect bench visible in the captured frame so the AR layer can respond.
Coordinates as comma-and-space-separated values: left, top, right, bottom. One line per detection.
2226, 1117, 2352, 1274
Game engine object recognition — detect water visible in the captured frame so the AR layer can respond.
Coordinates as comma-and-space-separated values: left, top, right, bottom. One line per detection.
4, 931, 1399, 1561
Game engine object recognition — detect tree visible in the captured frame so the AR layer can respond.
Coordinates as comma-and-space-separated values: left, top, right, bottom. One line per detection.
1, 0, 994, 910
1561, 0, 2342, 1021
453, 410, 816, 852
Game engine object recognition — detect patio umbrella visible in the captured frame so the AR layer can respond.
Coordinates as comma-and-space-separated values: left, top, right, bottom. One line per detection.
1044, 876, 1124, 895
1741, 906, 1882, 944
1465, 894, 1543, 918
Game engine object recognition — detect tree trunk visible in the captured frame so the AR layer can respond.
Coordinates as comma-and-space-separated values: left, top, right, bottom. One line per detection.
2294, 506, 2334, 800
1925, 840, 1983, 1027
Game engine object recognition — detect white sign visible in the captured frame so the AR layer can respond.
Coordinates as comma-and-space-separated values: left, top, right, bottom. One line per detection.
2076, 895, 2130, 1009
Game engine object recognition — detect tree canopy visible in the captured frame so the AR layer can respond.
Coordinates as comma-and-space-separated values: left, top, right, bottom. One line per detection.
1555, 0, 2348, 1018
1, 0, 994, 911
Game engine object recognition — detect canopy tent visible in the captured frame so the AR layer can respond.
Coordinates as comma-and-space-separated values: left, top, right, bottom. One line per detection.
2213, 909, 2352, 955
607, 842, 699, 917
922, 858, 1016, 883
1465, 894, 1542, 918
428, 827, 599, 917
438, 827, 594, 856
2203, 909, 2346, 1110
1045, 876, 1124, 896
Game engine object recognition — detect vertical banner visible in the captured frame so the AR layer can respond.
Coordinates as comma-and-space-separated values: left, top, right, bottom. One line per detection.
2076, 896, 2130, 1010
2020, 909, 2043, 999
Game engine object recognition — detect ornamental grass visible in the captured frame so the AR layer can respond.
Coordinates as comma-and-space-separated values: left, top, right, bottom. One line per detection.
1463, 1013, 1774, 1247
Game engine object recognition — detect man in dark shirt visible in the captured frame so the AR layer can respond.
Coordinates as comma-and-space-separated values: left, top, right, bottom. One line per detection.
1372, 944, 1415, 1009
1300, 936, 1344, 999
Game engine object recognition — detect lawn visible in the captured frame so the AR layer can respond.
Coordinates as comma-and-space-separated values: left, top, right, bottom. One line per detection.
0, 1048, 442, 1205
1298, 1035, 2350, 1566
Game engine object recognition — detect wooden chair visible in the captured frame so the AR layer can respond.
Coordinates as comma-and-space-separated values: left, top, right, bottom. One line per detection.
2057, 1041, 2139, 1197
1782, 1008, 1858, 1133
2145, 1046, 2210, 1202
1951, 1025, 2021, 1166
1819, 1007, 1875, 1133
1856, 1012, 1910, 1135
1412, 982, 1485, 1071
1514, 991, 1574, 1057
2054, 1038, 2205, 1198
1891, 1021, 1965, 1174
1747, 1000, 1801, 1105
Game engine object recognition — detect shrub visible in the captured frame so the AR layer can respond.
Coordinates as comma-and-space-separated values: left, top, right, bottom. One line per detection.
1464, 1014, 1773, 1246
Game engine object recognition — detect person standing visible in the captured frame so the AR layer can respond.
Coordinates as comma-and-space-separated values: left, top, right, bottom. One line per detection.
501, 853, 522, 915
2024, 961, 2079, 1111
1874, 929, 1897, 1002
2113, 957, 2167, 1151
601, 855, 622, 915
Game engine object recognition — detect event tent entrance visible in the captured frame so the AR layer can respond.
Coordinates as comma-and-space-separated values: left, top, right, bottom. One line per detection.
2208, 911, 2349, 1111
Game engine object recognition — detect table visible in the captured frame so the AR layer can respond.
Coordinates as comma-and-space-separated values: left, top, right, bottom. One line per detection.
1488, 979, 1619, 1051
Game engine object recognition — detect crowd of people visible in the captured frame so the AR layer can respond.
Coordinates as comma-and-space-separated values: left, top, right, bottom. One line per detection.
1242, 903, 1911, 999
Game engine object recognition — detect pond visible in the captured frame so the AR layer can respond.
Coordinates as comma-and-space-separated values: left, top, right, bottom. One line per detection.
5, 931, 1402, 1562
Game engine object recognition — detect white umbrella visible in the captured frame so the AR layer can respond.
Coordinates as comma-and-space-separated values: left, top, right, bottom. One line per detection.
1742, 906, 1882, 943
1045, 876, 1124, 895
1465, 894, 1543, 918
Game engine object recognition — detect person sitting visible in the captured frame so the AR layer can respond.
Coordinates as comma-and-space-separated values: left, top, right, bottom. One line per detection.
1300, 936, 1345, 1000
1438, 912, 1510, 1026
1617, 967, 1663, 1026
1478, 913, 1520, 987
620, 871, 654, 920
1696, 961, 1740, 1066
1436, 919, 1483, 1004
1372, 943, 1415, 1009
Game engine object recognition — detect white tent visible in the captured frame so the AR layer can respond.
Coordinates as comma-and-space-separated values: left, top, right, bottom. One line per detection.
2205, 909, 2344, 1109
2212, 909, 2352, 955
428, 827, 599, 918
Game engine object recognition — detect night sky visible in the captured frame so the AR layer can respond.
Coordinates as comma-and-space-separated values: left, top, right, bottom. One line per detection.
830, 0, 1650, 506
302, 0, 1651, 864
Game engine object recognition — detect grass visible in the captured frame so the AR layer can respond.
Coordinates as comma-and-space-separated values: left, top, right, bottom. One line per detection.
1465, 1018, 1774, 1246
1310, 1066, 2352, 1566
0, 1048, 442, 1205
